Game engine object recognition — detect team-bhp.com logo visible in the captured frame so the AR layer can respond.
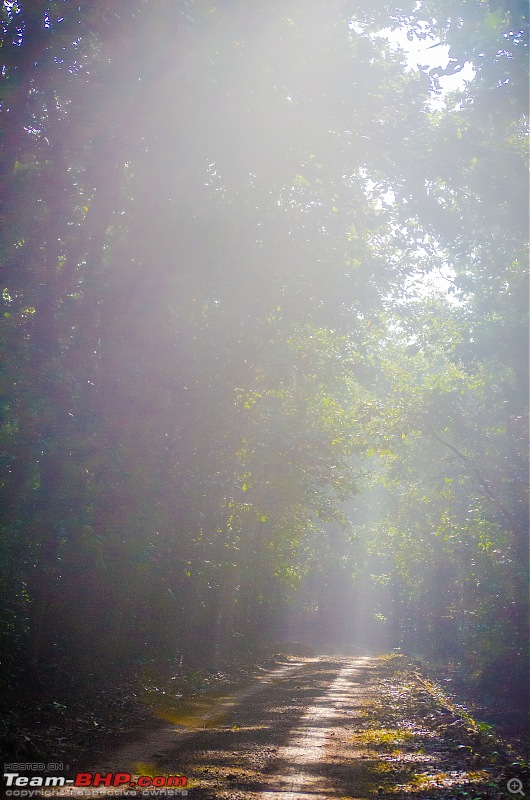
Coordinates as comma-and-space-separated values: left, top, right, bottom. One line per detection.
4, 771, 188, 795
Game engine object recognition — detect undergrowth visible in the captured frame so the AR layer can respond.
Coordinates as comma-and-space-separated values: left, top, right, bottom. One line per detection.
357, 654, 529, 800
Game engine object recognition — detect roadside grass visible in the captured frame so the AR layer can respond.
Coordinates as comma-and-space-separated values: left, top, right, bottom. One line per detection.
354, 654, 529, 799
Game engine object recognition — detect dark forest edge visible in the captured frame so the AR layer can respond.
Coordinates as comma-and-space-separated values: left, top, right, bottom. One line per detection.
1, 0, 528, 758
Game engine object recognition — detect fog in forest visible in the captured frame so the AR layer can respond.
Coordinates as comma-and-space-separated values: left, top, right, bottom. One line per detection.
1, 0, 528, 760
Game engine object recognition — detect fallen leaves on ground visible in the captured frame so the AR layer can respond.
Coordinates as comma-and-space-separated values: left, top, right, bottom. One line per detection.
355, 655, 529, 800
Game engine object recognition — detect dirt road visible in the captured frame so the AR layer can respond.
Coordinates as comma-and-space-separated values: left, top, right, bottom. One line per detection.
93, 656, 378, 799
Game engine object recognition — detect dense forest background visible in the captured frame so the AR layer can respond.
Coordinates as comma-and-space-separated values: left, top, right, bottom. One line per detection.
1, 0, 527, 721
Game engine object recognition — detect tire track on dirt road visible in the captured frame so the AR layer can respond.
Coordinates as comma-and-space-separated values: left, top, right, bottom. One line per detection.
255, 657, 375, 800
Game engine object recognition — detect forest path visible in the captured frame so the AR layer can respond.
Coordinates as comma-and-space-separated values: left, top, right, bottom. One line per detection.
90, 656, 381, 798
67, 654, 524, 800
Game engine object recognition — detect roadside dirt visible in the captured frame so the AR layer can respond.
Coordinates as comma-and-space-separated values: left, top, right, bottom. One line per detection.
8, 655, 528, 800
